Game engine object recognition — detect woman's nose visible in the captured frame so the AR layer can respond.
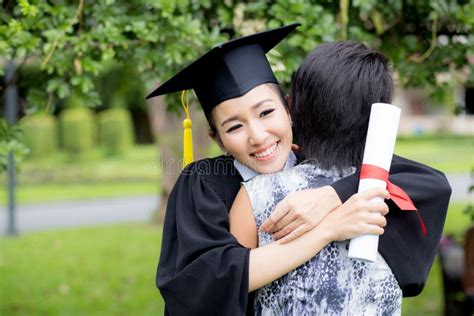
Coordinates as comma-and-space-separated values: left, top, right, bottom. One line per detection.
248, 122, 267, 146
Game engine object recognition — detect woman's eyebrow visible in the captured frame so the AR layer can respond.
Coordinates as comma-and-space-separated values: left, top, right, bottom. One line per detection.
221, 99, 273, 127
251, 99, 273, 110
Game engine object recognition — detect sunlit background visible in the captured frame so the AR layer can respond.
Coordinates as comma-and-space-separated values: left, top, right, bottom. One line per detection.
1, 1, 473, 315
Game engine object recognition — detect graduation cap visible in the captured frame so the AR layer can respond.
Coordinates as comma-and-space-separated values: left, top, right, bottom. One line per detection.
146, 23, 300, 114
146, 23, 300, 167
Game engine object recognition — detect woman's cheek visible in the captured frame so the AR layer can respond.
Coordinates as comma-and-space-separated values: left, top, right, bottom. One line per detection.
223, 133, 245, 155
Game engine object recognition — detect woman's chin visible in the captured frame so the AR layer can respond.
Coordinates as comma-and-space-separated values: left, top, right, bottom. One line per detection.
252, 159, 286, 174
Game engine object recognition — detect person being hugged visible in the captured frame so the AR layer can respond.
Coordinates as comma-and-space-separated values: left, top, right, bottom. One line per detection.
229, 41, 450, 315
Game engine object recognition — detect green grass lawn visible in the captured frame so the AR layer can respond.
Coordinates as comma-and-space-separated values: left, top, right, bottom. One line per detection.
395, 135, 474, 174
15, 145, 161, 184
0, 224, 164, 315
0, 182, 159, 205
443, 202, 472, 236
0, 145, 161, 205
0, 202, 470, 315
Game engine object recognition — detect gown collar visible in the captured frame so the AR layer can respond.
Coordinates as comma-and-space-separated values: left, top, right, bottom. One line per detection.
233, 151, 297, 181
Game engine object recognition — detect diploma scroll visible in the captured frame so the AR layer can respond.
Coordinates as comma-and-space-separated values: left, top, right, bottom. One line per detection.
348, 103, 401, 262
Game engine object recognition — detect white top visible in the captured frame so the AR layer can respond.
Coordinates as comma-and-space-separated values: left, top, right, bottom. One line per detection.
233, 151, 298, 181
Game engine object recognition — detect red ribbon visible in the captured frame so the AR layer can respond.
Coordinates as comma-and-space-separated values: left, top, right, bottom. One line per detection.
360, 164, 426, 237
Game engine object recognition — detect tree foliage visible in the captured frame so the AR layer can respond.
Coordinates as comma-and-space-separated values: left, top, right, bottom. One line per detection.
1, 0, 472, 114
0, 118, 29, 172
226, 0, 473, 96
1, 0, 227, 112
0, 0, 472, 172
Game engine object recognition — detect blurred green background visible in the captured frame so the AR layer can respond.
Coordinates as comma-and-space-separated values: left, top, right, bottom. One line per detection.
1, 0, 473, 315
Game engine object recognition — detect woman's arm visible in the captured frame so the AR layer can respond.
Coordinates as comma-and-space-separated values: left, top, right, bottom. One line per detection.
262, 154, 451, 249
260, 185, 341, 243
230, 187, 390, 292
229, 187, 258, 249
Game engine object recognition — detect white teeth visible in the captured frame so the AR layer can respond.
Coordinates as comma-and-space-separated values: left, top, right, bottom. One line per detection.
254, 143, 278, 158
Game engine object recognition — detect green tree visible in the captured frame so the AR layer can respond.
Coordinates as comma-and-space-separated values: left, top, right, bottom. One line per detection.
1, 0, 227, 112
1, 0, 472, 217
225, 0, 473, 94
2, 0, 472, 113
0, 119, 29, 172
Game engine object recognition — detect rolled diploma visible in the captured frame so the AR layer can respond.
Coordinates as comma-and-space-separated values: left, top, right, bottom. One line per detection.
348, 103, 401, 262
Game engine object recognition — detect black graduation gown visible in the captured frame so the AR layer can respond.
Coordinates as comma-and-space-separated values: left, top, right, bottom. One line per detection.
332, 154, 452, 297
157, 154, 451, 315
157, 156, 249, 316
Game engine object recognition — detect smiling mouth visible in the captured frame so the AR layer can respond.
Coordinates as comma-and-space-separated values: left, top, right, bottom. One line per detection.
252, 142, 279, 161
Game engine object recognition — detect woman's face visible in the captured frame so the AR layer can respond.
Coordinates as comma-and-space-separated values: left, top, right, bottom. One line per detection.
212, 84, 293, 174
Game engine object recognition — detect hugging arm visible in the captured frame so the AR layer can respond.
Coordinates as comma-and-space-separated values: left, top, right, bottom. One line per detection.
229, 187, 258, 249
229, 186, 390, 292
260, 185, 341, 242
259, 155, 451, 295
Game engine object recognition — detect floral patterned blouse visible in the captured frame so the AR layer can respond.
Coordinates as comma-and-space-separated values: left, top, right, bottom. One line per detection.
243, 163, 402, 316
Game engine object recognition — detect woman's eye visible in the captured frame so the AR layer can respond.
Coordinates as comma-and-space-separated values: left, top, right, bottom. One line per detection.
260, 108, 275, 118
226, 124, 242, 133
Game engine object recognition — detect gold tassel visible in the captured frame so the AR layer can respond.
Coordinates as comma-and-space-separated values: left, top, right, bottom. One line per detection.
181, 90, 194, 168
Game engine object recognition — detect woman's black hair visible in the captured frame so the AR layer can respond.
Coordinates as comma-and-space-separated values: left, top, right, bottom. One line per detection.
291, 41, 393, 170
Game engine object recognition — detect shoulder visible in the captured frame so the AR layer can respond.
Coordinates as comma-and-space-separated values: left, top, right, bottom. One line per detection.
392, 154, 444, 176
177, 156, 237, 181
187, 155, 239, 177
178, 155, 242, 210
392, 154, 452, 196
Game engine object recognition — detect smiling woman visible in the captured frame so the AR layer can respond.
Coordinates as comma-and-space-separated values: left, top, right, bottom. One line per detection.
145, 24, 392, 315
211, 84, 293, 174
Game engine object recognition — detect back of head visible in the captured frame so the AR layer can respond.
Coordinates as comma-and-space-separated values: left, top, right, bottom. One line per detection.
291, 41, 393, 170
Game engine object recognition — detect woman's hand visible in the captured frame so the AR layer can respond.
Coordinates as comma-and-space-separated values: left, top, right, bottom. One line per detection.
260, 186, 342, 244
317, 188, 390, 243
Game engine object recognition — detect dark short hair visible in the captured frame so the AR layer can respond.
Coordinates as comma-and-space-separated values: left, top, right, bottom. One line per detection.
291, 41, 393, 170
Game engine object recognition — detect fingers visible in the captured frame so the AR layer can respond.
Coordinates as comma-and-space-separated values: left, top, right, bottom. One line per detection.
272, 219, 302, 240
353, 200, 388, 229
358, 188, 390, 201
365, 201, 389, 216
278, 225, 310, 244
327, 190, 390, 241
344, 194, 389, 216
260, 199, 290, 232
268, 212, 297, 234
365, 211, 387, 227
362, 223, 385, 236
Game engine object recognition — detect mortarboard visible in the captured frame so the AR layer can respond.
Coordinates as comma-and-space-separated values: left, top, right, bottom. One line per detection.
146, 23, 300, 116
146, 23, 300, 167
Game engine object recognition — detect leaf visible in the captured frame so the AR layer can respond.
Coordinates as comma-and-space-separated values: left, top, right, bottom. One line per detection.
46, 78, 62, 93
26, 89, 47, 112
57, 83, 71, 99
71, 76, 81, 86
371, 10, 385, 35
